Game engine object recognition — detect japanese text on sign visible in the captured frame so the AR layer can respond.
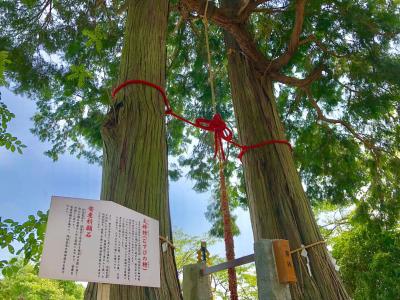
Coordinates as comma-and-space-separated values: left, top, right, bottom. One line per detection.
39, 196, 160, 287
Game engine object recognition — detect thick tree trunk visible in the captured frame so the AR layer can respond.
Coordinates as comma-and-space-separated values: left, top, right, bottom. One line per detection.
223, 34, 349, 300
84, 1, 181, 299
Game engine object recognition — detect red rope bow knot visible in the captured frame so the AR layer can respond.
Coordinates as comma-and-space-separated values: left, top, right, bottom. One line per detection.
195, 113, 233, 160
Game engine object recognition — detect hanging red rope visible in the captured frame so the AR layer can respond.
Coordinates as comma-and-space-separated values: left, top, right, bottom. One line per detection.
112, 79, 292, 161
218, 157, 239, 300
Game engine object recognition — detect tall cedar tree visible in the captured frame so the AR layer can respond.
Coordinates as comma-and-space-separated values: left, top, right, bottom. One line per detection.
84, 2, 182, 299
221, 0, 348, 298
1, 0, 181, 299
176, 0, 399, 299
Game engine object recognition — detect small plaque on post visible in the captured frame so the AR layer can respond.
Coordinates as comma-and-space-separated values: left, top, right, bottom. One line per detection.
272, 239, 297, 284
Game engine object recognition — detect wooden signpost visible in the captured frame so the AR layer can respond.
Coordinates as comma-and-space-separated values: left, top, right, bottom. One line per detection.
183, 239, 296, 300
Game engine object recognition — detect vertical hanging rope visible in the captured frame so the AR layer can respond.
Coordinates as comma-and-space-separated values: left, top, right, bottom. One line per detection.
218, 156, 239, 300
202, 2, 238, 299
203, 0, 217, 115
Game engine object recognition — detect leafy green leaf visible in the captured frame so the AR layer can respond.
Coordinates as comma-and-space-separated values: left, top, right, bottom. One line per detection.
0, 51, 11, 86
66, 65, 93, 88
83, 26, 106, 53
7, 245, 14, 254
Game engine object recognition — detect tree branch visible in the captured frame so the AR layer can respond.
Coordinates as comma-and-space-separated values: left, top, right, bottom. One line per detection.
237, 0, 274, 19
270, 65, 324, 87
253, 6, 288, 14
304, 88, 376, 150
180, 0, 325, 88
29, 0, 52, 23
270, 0, 306, 70
180, 0, 272, 71
299, 34, 350, 58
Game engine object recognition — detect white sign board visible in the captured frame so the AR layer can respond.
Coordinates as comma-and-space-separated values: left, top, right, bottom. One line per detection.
39, 196, 160, 287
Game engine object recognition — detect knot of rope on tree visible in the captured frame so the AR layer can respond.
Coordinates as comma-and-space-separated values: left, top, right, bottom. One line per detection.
112, 79, 292, 161
195, 113, 233, 160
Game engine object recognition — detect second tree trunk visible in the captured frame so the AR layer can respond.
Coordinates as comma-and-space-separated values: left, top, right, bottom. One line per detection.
224, 33, 349, 300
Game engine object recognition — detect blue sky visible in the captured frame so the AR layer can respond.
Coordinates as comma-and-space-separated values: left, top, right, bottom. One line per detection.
0, 88, 254, 263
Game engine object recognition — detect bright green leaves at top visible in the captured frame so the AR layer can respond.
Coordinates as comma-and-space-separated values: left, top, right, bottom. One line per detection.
66, 65, 93, 88
83, 26, 107, 53
0, 51, 11, 86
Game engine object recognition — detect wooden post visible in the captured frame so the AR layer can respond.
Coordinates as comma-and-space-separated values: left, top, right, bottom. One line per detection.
96, 283, 110, 300
183, 263, 212, 300
254, 240, 291, 300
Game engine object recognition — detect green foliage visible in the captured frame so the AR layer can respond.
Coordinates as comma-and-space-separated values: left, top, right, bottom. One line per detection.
0, 210, 47, 273
0, 93, 26, 154
66, 65, 93, 88
0, 0, 124, 162
83, 26, 107, 53
211, 263, 258, 300
0, 51, 25, 154
331, 219, 400, 299
166, 0, 400, 242
0, 0, 398, 208
0, 259, 84, 300
173, 229, 219, 277
317, 197, 400, 299
276, 0, 400, 210
206, 199, 240, 238
0, 50, 11, 85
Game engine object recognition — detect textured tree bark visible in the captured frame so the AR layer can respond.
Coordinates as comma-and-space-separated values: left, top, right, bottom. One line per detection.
84, 1, 181, 299
223, 28, 350, 300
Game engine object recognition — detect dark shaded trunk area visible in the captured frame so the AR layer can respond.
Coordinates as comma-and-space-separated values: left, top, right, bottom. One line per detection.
84, 1, 181, 299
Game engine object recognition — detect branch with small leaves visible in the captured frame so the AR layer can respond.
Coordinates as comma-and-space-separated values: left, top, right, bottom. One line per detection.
28, 0, 53, 24
269, 65, 324, 87
0, 51, 11, 86
0, 99, 26, 154
269, 0, 306, 70
0, 211, 48, 274
303, 87, 377, 152
180, 0, 272, 70
179, 0, 323, 85
299, 35, 350, 58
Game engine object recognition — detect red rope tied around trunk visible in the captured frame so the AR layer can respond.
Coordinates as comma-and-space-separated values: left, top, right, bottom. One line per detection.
112, 79, 292, 161
112, 79, 172, 112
